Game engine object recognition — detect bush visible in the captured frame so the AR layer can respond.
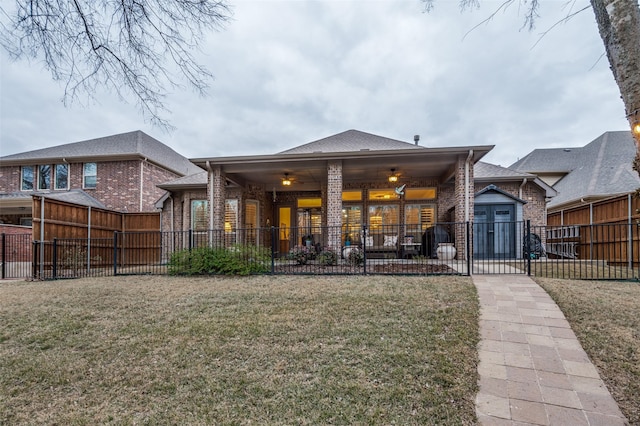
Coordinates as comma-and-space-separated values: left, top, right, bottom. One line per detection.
168, 245, 271, 276
346, 247, 365, 266
317, 248, 338, 266
288, 245, 315, 265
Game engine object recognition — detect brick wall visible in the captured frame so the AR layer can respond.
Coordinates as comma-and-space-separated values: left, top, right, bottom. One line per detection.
0, 225, 32, 262
0, 166, 21, 192
1, 160, 180, 213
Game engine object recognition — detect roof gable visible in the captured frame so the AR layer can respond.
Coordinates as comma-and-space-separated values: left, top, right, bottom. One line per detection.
475, 184, 526, 204
278, 130, 422, 154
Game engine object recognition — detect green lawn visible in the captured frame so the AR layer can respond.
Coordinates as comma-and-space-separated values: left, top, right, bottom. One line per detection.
0, 275, 480, 425
536, 278, 640, 425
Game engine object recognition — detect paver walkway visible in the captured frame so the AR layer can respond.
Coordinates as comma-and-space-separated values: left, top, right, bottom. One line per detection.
472, 275, 628, 425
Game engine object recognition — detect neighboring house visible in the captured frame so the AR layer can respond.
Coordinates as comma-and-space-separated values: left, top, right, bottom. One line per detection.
0, 131, 203, 225
156, 129, 552, 259
510, 131, 639, 213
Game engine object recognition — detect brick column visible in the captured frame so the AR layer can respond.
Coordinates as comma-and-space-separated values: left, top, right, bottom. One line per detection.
208, 165, 226, 231
454, 153, 474, 260
326, 160, 343, 251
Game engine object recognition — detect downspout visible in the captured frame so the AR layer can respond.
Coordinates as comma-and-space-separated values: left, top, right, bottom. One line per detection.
464, 150, 473, 222
140, 158, 147, 212
519, 178, 527, 200
170, 195, 174, 234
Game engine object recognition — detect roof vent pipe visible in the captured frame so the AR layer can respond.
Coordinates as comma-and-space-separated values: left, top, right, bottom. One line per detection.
414, 135, 420, 145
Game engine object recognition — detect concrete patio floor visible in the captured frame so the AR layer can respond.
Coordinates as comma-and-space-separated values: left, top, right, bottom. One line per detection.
472, 275, 628, 425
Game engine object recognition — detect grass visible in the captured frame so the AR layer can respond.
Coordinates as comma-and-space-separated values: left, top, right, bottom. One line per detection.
0, 275, 480, 425
535, 278, 640, 424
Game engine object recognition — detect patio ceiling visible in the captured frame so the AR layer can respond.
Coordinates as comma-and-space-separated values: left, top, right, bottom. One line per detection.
191, 145, 494, 192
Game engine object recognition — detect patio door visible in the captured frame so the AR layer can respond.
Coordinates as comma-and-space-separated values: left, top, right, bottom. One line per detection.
474, 204, 515, 259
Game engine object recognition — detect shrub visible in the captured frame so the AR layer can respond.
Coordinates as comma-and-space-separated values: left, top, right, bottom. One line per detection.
288, 245, 315, 265
168, 244, 271, 276
317, 248, 338, 266
346, 247, 365, 266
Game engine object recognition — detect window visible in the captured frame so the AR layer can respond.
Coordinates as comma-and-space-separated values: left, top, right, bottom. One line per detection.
369, 189, 397, 201
191, 200, 208, 231
368, 205, 399, 231
342, 205, 362, 245
38, 165, 51, 190
21, 166, 34, 190
342, 190, 362, 201
83, 163, 97, 188
297, 198, 322, 208
55, 164, 68, 190
225, 199, 238, 233
405, 188, 437, 200
245, 200, 259, 245
405, 204, 436, 237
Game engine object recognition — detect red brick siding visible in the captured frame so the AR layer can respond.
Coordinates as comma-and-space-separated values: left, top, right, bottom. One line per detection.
1, 160, 180, 213
0, 225, 32, 262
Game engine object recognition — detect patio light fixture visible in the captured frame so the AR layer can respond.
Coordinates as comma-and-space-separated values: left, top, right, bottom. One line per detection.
282, 173, 292, 186
388, 169, 398, 183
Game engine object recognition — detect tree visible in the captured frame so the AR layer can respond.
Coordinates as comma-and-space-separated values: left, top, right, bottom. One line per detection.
422, 0, 640, 155
0, 0, 232, 128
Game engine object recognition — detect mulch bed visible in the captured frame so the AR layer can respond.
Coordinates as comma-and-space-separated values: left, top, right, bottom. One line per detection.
273, 263, 455, 274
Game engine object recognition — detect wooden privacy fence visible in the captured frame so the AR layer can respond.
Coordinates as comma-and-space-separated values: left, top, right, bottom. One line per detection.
32, 197, 160, 279
547, 194, 640, 266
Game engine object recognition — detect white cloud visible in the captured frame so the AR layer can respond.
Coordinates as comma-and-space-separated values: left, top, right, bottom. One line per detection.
0, 0, 629, 169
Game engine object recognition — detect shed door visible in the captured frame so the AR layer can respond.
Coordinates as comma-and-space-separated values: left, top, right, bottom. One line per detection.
474, 204, 515, 259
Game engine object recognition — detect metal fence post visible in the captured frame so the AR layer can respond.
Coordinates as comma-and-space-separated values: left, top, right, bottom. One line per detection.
1, 233, 5, 280
362, 224, 367, 275
113, 232, 118, 276
271, 226, 276, 274
526, 220, 531, 276
189, 229, 193, 251
466, 222, 471, 276
52, 238, 58, 280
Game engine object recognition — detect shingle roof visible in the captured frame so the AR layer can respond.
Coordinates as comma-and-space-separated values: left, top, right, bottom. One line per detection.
0, 190, 106, 209
278, 130, 423, 154
157, 171, 207, 189
511, 131, 639, 208
510, 147, 582, 173
0, 130, 203, 176
475, 161, 535, 180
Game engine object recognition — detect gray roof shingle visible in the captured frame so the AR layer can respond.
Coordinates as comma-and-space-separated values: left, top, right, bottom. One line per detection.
0, 130, 203, 176
511, 131, 639, 208
278, 130, 423, 154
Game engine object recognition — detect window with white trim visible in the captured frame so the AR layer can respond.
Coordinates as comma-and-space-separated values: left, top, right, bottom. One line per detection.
55, 164, 69, 190
83, 163, 97, 188
21, 166, 34, 191
38, 165, 51, 190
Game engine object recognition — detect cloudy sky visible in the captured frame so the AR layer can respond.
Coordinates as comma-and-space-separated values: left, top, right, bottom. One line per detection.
0, 0, 630, 167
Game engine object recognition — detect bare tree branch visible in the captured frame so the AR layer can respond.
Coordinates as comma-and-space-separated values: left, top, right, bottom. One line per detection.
0, 0, 232, 129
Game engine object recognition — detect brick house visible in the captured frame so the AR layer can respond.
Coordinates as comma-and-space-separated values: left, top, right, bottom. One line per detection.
510, 131, 638, 215
0, 131, 203, 225
157, 130, 553, 259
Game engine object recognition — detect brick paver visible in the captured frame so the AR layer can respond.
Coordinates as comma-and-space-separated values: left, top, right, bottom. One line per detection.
473, 275, 627, 425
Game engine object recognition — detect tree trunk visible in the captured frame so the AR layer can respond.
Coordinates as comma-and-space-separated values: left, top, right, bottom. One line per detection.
590, 0, 640, 152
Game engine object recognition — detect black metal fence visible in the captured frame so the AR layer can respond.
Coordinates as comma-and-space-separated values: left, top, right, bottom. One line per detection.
1, 233, 32, 280
7, 221, 639, 281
